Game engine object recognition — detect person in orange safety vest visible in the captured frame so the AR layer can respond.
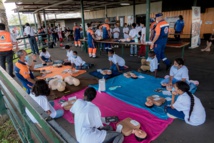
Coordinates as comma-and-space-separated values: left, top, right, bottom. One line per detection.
0, 23, 18, 77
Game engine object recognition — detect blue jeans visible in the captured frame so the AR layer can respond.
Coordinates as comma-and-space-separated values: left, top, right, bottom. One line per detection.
110, 64, 124, 72
153, 43, 170, 66
41, 56, 51, 62
160, 77, 179, 85
166, 107, 184, 120
130, 45, 137, 55
49, 101, 64, 118
161, 78, 197, 94
75, 63, 89, 70
29, 36, 39, 54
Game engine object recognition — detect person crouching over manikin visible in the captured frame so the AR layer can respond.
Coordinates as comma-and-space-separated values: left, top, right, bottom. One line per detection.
70, 87, 124, 143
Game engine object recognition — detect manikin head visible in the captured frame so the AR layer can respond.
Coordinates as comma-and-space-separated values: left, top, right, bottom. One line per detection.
145, 98, 154, 108
132, 129, 147, 142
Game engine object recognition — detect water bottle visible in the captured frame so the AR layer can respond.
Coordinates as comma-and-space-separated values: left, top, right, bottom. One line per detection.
98, 77, 106, 92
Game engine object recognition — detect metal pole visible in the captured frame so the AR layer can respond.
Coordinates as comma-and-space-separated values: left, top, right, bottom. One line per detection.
33, 13, 38, 31
133, 0, 136, 23
80, 0, 87, 53
43, 9, 49, 43
193, 0, 197, 6
17, 11, 27, 49
145, 0, 150, 58
105, 5, 107, 18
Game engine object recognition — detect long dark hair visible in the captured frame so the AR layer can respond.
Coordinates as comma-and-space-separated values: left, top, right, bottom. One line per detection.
175, 81, 194, 121
32, 79, 50, 96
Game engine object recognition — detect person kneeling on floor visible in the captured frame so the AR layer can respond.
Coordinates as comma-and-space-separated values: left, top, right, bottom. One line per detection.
39, 48, 52, 65
70, 51, 93, 70
139, 51, 158, 77
166, 81, 206, 126
70, 87, 124, 143
108, 50, 126, 73
25, 80, 64, 124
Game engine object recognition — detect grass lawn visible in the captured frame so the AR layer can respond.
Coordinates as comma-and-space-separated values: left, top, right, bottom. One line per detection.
0, 120, 21, 143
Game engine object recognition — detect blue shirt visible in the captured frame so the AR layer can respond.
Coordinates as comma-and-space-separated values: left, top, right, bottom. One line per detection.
175, 19, 184, 32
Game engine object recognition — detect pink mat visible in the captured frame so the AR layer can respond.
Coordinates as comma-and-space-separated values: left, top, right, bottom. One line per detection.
53, 89, 173, 143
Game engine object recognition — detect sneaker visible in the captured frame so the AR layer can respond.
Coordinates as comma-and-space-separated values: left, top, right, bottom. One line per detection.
130, 54, 133, 56
167, 113, 177, 119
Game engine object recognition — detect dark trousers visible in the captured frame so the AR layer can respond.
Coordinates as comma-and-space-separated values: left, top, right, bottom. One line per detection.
29, 36, 39, 54
174, 31, 181, 41
0, 50, 13, 76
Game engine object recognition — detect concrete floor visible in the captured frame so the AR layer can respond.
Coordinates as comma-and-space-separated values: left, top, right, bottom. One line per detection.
16, 40, 214, 143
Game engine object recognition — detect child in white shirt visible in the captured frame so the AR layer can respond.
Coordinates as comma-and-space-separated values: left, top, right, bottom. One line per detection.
39, 48, 51, 65
123, 23, 129, 39
108, 50, 125, 72
71, 87, 124, 143
139, 51, 158, 77
70, 51, 92, 70
113, 24, 120, 48
64, 45, 73, 65
129, 23, 138, 56
166, 81, 206, 126
25, 80, 64, 124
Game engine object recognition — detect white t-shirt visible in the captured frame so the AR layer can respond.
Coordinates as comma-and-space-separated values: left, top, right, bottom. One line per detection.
95, 29, 103, 38
70, 56, 86, 66
129, 28, 138, 39
123, 27, 129, 39
25, 93, 56, 123
71, 99, 106, 143
39, 51, 51, 58
108, 54, 125, 66
24, 26, 35, 36
113, 27, 120, 39
170, 65, 189, 81
173, 92, 206, 126
136, 26, 142, 33
141, 27, 146, 41
66, 50, 73, 61
146, 56, 158, 72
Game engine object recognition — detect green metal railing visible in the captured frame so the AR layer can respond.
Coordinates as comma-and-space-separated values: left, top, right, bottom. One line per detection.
0, 66, 77, 143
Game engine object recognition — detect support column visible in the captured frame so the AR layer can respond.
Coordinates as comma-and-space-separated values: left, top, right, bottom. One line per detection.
80, 0, 87, 53
17, 11, 27, 49
133, 0, 136, 23
105, 5, 107, 18
36, 12, 42, 29
43, 9, 49, 43
193, 0, 197, 6
145, 0, 150, 58
33, 13, 38, 31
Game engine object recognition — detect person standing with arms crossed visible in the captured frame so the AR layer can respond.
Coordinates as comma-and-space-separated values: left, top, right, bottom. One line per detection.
0, 23, 18, 77
150, 13, 171, 70
24, 23, 39, 55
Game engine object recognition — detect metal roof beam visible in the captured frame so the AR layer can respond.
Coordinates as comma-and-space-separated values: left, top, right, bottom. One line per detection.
33, 0, 74, 13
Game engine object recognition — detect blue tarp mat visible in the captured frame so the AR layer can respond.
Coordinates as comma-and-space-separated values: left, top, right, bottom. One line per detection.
90, 71, 172, 119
